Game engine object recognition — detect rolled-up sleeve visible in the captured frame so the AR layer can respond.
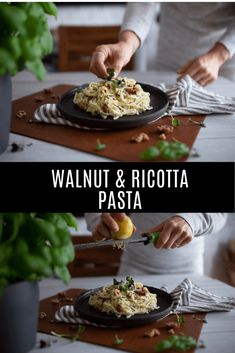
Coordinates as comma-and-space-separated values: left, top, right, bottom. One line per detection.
175, 213, 228, 236
121, 2, 156, 45
219, 22, 235, 58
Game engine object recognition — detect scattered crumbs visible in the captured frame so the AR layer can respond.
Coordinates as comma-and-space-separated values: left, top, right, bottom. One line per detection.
35, 96, 44, 102
44, 88, 53, 94
28, 119, 34, 124
39, 340, 50, 349
11, 142, 24, 152
189, 148, 200, 158
39, 338, 57, 349
26, 143, 33, 147
168, 328, 175, 335
197, 340, 206, 349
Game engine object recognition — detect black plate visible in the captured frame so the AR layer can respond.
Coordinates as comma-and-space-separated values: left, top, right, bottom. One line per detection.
74, 286, 173, 327
57, 83, 169, 130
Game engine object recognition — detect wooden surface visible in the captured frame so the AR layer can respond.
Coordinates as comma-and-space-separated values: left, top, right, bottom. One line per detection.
32, 275, 235, 353
69, 236, 122, 277
1, 70, 235, 162
38, 288, 205, 353
58, 26, 134, 71
10, 84, 204, 162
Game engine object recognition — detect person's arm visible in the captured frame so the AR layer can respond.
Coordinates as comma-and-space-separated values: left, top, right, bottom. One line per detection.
142, 213, 227, 249
89, 3, 156, 78
175, 213, 228, 236
177, 7, 235, 87
120, 2, 156, 46
177, 43, 230, 86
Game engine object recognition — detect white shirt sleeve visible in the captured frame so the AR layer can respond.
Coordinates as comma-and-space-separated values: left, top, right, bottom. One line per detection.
175, 213, 228, 236
218, 22, 235, 58
120, 2, 156, 45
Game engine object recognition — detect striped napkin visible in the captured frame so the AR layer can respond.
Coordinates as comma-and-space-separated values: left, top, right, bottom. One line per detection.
54, 278, 235, 327
33, 75, 235, 130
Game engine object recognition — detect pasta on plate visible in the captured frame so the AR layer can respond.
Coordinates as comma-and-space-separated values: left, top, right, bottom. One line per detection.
73, 78, 152, 119
89, 277, 158, 318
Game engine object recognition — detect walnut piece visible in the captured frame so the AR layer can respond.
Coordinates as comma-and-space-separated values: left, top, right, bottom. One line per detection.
168, 328, 175, 335
144, 328, 160, 338
16, 110, 27, 118
131, 132, 150, 143
166, 321, 180, 329
156, 125, 174, 134
159, 133, 166, 140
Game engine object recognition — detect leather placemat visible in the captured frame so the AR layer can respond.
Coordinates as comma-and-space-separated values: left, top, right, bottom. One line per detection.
38, 288, 206, 353
11, 85, 205, 162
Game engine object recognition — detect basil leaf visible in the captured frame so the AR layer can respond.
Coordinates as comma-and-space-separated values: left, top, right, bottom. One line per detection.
140, 146, 160, 160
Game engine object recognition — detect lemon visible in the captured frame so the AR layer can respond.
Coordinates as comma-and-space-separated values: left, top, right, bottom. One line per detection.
111, 216, 135, 240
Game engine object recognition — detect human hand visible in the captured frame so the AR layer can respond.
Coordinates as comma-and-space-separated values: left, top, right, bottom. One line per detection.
89, 30, 140, 79
92, 213, 127, 240
177, 43, 230, 86
144, 216, 193, 249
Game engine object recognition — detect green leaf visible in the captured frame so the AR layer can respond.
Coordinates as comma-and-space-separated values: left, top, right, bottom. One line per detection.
54, 265, 71, 284
0, 48, 17, 75
26, 59, 46, 80
176, 313, 185, 326
39, 30, 53, 56
172, 117, 180, 127
40, 3, 58, 18
140, 146, 160, 160
155, 335, 196, 352
114, 334, 124, 345
95, 139, 106, 151
107, 68, 115, 80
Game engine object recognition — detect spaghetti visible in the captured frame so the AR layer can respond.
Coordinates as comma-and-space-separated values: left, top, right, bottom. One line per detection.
73, 78, 152, 119
89, 277, 158, 318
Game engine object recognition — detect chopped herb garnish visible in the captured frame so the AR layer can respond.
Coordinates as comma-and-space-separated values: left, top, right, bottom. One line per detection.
113, 276, 135, 292
176, 313, 185, 326
154, 335, 196, 352
192, 315, 207, 323
107, 68, 115, 80
171, 116, 181, 127
114, 334, 124, 345
95, 139, 106, 151
51, 324, 86, 342
188, 118, 206, 128
156, 140, 189, 161
140, 146, 160, 160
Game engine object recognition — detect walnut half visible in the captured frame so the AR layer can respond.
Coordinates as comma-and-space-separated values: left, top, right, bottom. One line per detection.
131, 132, 150, 143
144, 328, 160, 338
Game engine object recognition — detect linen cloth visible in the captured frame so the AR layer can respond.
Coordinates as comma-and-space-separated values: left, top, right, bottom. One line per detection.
53, 278, 235, 327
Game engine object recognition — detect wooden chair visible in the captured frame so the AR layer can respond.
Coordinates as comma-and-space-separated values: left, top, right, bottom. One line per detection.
68, 236, 123, 277
58, 25, 134, 71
